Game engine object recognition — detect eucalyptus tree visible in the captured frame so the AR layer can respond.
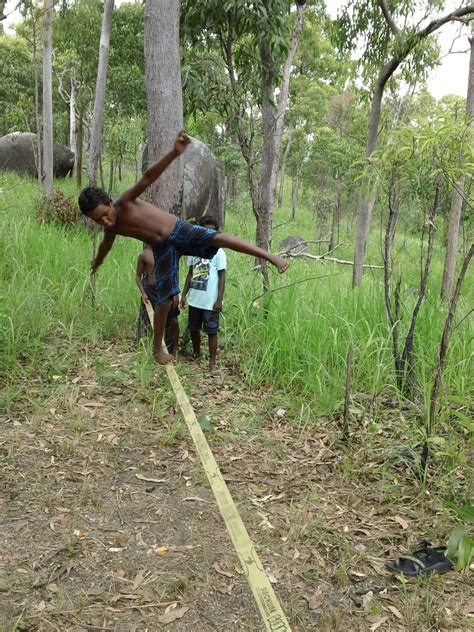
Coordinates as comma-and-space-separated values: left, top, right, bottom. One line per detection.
53, 0, 103, 188
182, 0, 307, 268
42, 0, 53, 199
87, 0, 114, 186
334, 0, 474, 286
144, 0, 183, 213
441, 31, 474, 300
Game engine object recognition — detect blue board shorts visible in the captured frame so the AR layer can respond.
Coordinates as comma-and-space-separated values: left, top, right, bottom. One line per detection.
153, 219, 218, 305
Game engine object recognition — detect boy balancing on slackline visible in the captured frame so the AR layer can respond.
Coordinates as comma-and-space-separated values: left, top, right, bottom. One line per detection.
78, 132, 288, 364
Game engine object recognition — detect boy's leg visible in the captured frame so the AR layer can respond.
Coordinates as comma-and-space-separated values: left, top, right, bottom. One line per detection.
190, 330, 201, 358
153, 298, 175, 364
202, 310, 219, 372
211, 232, 289, 273
188, 306, 202, 359
208, 333, 217, 371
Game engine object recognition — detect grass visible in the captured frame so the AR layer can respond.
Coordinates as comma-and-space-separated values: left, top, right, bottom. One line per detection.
0, 170, 472, 430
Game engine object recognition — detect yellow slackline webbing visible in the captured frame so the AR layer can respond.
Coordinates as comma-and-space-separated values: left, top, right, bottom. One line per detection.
145, 303, 291, 632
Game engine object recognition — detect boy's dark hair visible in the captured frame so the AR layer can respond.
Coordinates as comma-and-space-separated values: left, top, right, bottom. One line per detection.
199, 214, 219, 231
78, 186, 111, 216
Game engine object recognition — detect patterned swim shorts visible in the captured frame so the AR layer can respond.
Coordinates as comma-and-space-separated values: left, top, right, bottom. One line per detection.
153, 219, 218, 305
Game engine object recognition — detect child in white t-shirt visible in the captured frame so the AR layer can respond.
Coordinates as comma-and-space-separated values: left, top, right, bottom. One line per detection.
180, 216, 226, 372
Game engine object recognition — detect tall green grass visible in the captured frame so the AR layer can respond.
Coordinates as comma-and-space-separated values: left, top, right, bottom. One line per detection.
0, 172, 472, 419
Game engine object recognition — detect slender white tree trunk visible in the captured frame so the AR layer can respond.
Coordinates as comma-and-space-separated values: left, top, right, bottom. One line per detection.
144, 0, 183, 214
87, 0, 115, 187
441, 33, 474, 300
42, 0, 54, 199
257, 3, 305, 252
70, 76, 77, 176
277, 132, 292, 208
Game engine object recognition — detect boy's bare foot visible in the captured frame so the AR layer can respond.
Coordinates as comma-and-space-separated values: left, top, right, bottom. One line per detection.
270, 254, 289, 273
153, 350, 175, 364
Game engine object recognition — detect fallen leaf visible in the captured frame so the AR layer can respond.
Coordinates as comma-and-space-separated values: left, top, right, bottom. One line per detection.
304, 587, 325, 611
362, 591, 374, 609
154, 546, 168, 556
132, 569, 145, 591
217, 584, 233, 595
393, 515, 409, 529
183, 496, 213, 504
115, 532, 129, 548
266, 567, 278, 584
135, 474, 168, 483
369, 616, 389, 631
462, 602, 474, 617
49, 514, 66, 531
158, 606, 189, 624
387, 605, 404, 620
212, 563, 235, 578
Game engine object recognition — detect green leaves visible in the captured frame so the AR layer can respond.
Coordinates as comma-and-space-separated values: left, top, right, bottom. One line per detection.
446, 502, 474, 524
447, 526, 474, 571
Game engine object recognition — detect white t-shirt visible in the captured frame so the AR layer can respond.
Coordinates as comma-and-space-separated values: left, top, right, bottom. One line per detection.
187, 249, 227, 311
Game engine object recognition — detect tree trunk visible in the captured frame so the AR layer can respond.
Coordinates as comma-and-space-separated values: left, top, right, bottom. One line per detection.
277, 133, 292, 208
329, 170, 341, 251
69, 76, 77, 176
144, 0, 184, 214
42, 0, 54, 200
257, 3, 305, 254
291, 173, 299, 220
441, 33, 474, 300
31, 12, 42, 184
87, 0, 114, 187
76, 110, 84, 189
108, 158, 114, 195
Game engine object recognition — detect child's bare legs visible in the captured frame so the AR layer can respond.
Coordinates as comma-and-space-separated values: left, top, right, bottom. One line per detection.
153, 298, 175, 364
190, 330, 201, 359
208, 333, 217, 372
167, 316, 179, 357
211, 233, 289, 273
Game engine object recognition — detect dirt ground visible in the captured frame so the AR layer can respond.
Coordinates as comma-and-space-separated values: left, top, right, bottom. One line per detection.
1, 342, 472, 631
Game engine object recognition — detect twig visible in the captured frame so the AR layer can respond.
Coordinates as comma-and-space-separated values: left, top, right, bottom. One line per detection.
281, 251, 384, 269
251, 272, 344, 303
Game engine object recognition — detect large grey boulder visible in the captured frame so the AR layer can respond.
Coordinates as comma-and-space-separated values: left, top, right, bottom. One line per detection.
0, 132, 75, 178
279, 236, 308, 254
143, 136, 224, 227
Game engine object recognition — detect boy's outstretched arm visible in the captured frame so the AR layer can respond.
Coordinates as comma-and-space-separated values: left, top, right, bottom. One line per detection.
211, 233, 289, 274
91, 231, 116, 273
118, 132, 191, 204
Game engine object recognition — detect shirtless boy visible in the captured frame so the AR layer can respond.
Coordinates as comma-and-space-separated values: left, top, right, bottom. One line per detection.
78, 132, 288, 364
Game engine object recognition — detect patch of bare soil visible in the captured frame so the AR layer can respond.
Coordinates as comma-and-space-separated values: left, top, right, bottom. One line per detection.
1, 344, 472, 631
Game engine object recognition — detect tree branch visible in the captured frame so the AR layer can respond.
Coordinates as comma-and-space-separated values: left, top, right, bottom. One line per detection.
416, 5, 474, 40
377, 0, 401, 38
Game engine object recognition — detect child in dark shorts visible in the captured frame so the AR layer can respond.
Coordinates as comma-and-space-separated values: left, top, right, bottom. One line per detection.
180, 216, 225, 372
78, 132, 288, 365
135, 244, 179, 355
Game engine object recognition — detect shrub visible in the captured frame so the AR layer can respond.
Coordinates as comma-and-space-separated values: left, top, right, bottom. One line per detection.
36, 188, 79, 225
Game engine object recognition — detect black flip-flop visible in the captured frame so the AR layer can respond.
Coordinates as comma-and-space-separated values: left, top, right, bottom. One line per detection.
386, 540, 453, 577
